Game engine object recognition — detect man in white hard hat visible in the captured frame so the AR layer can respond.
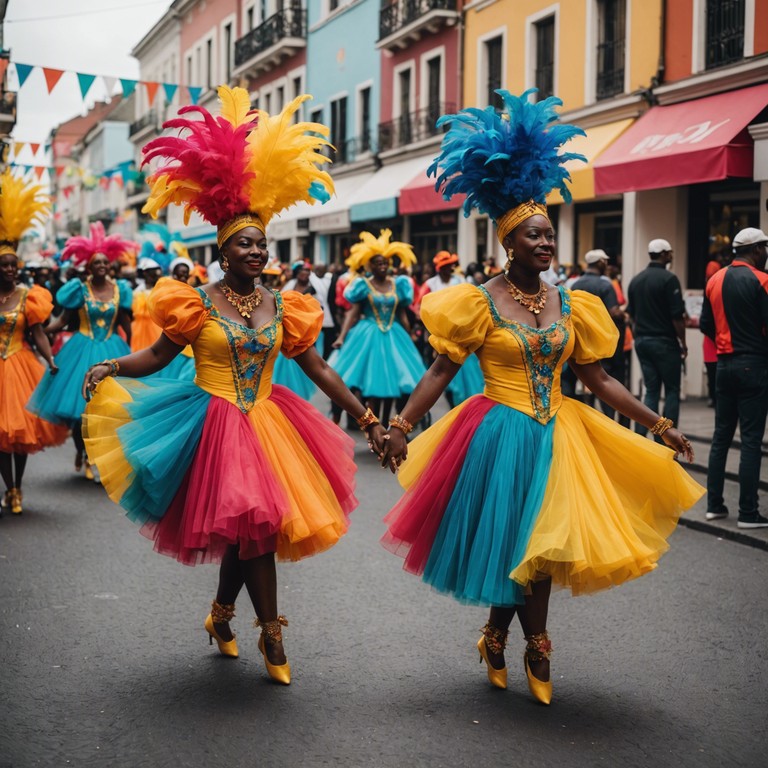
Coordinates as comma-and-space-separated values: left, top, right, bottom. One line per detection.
626, 238, 687, 439
700, 227, 768, 529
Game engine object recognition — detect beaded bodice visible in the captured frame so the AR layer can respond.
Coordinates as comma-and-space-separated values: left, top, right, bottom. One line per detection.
0, 286, 29, 360
361, 278, 400, 332
79, 282, 120, 342
194, 288, 282, 413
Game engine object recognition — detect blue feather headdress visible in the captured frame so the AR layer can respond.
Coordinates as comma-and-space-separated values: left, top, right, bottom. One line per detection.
428, 89, 586, 241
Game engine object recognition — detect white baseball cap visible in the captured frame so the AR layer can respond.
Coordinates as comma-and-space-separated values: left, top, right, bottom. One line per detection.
648, 238, 672, 254
584, 249, 609, 264
732, 227, 768, 248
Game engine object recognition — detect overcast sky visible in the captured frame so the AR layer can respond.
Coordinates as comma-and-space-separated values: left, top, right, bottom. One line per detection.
4, 0, 170, 165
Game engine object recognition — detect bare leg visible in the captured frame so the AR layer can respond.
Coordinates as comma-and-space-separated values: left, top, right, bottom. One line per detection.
14, 453, 28, 490
0, 451, 14, 493
485, 606, 516, 670
212, 544, 246, 641
516, 577, 552, 682
72, 420, 85, 465
241, 552, 286, 665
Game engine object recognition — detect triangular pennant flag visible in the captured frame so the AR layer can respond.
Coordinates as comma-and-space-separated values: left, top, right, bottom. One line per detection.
13, 141, 25, 156
56, 166, 65, 177
30, 143, 41, 156
14, 63, 34, 88
162, 82, 178, 103
48, 167, 56, 178
144, 81, 160, 106
102, 75, 118, 97
120, 78, 137, 97
77, 72, 97, 100
188, 86, 202, 105
23, 165, 32, 174
34, 166, 45, 180
42, 67, 65, 94
0, 59, 9, 85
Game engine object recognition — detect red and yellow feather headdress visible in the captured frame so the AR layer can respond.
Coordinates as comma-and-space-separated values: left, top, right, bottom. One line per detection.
0, 169, 50, 257
141, 85, 334, 248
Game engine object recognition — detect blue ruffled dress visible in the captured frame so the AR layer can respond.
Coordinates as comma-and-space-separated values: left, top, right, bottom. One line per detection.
330, 276, 426, 398
271, 331, 323, 401
27, 279, 132, 426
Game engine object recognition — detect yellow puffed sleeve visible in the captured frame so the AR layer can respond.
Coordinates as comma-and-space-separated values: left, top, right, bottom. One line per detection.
147, 278, 208, 346
569, 289, 620, 364
24, 285, 54, 326
281, 291, 323, 358
421, 284, 493, 364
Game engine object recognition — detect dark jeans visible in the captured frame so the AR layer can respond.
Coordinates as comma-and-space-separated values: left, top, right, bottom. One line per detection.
634, 336, 682, 437
707, 355, 768, 516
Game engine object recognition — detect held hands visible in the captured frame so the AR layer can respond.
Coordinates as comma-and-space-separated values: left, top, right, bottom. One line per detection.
366, 424, 388, 456
81, 364, 111, 400
48, 363, 59, 376
662, 428, 695, 463
379, 427, 408, 473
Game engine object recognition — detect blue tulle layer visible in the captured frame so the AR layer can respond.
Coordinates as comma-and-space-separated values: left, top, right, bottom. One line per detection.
423, 403, 554, 606
143, 352, 196, 382
27, 331, 131, 426
446, 353, 484, 404
271, 331, 322, 401
330, 319, 426, 398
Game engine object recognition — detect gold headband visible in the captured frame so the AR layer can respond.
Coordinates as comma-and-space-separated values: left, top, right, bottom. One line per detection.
496, 201, 549, 244
0, 243, 17, 257
217, 213, 266, 249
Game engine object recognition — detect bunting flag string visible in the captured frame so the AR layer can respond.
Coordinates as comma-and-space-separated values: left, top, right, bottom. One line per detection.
6, 60, 204, 106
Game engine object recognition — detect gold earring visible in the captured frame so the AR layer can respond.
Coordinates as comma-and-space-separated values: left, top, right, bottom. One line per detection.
505, 249, 514, 271
221, 255, 230, 271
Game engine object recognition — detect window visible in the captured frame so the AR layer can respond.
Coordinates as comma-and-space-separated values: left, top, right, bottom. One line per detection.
276, 86, 285, 112
186, 56, 192, 85
426, 56, 441, 120
359, 86, 371, 152
330, 0, 340, 11
534, 16, 555, 100
706, 0, 745, 69
484, 36, 503, 110
261, 0, 268, 22
247, 7, 254, 30
596, 0, 626, 100
398, 68, 412, 144
224, 23, 232, 82
265, 92, 272, 113
331, 96, 348, 162
206, 39, 213, 90
292, 76, 302, 99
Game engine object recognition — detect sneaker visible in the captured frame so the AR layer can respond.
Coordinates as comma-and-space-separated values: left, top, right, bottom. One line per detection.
705, 507, 729, 521
736, 513, 768, 529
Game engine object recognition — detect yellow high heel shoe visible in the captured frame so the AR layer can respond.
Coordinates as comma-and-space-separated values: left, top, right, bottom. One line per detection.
477, 622, 508, 690
523, 631, 553, 705
84, 461, 95, 482
204, 600, 239, 658
255, 616, 291, 685
9, 488, 22, 515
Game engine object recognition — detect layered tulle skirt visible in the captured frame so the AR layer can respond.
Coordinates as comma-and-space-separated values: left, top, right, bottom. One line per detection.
382, 396, 704, 607
446, 353, 484, 405
27, 332, 131, 426
0, 349, 68, 453
82, 379, 357, 565
330, 319, 426, 398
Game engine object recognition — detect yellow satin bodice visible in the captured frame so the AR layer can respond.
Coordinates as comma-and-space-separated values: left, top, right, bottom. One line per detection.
0, 285, 53, 360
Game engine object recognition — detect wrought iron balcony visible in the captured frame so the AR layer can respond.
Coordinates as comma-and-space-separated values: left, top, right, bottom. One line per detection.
378, 0, 459, 51
329, 133, 376, 166
377, 102, 454, 153
129, 109, 159, 139
705, 0, 745, 69
234, 8, 307, 77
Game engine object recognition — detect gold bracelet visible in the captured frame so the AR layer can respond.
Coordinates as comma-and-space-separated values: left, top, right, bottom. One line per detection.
356, 407, 380, 432
650, 416, 673, 436
94, 359, 120, 377
389, 414, 414, 435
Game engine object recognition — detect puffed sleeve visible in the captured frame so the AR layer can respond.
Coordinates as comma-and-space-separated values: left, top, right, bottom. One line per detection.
569, 289, 620, 364
281, 291, 323, 358
395, 274, 414, 304
421, 284, 493, 364
24, 285, 54, 326
147, 278, 208, 346
56, 279, 85, 309
117, 279, 133, 310
343, 276, 370, 304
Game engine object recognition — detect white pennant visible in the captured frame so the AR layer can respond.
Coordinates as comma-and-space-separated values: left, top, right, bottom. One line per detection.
102, 75, 118, 98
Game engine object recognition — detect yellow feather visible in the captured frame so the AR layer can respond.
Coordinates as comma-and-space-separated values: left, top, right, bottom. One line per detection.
218, 85, 252, 127
0, 169, 50, 244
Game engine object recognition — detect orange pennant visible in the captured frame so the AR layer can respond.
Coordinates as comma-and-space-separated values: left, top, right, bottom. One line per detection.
144, 81, 160, 106
30, 143, 41, 155
0, 59, 8, 86
42, 67, 65, 94
55, 166, 65, 177
34, 166, 45, 180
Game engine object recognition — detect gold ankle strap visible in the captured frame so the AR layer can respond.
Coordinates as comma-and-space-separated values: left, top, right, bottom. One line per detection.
481, 622, 509, 655
524, 631, 552, 661
210, 600, 236, 623
254, 615, 288, 642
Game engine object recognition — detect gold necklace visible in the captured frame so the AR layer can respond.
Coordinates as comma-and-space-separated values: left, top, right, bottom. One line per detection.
0, 285, 17, 304
503, 273, 548, 314
219, 278, 263, 319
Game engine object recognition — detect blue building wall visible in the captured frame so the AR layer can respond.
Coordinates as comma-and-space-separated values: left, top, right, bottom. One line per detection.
305, 0, 380, 146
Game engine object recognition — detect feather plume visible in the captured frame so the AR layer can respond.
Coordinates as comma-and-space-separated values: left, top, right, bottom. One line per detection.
428, 90, 586, 220
347, 229, 417, 271
0, 169, 50, 245
62, 222, 139, 267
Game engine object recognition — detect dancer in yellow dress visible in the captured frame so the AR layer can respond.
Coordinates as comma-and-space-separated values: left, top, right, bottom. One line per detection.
380, 91, 704, 705
81, 86, 386, 685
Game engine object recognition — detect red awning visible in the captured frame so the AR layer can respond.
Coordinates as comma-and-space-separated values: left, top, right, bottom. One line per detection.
398, 166, 466, 215
593, 83, 768, 195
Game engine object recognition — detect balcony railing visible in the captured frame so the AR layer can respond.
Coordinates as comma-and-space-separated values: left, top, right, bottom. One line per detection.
377, 102, 454, 153
596, 41, 625, 100
234, 8, 307, 68
379, 0, 457, 40
129, 109, 158, 138
705, 0, 745, 69
327, 133, 376, 166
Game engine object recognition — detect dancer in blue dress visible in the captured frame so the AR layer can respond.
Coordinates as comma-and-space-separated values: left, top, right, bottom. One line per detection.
331, 230, 426, 423
27, 222, 136, 480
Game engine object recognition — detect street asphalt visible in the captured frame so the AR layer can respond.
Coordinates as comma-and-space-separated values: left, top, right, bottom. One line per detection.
1, 420, 766, 768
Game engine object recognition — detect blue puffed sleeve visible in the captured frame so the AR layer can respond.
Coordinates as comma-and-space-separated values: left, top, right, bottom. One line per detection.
55, 279, 85, 309
395, 274, 414, 304
117, 279, 134, 309
343, 277, 371, 304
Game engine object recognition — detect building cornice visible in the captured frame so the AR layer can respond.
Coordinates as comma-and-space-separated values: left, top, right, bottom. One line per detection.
559, 93, 650, 129
748, 122, 768, 141
132, 10, 181, 58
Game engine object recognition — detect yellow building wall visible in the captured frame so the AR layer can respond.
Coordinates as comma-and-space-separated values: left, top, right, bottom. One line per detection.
463, 0, 661, 111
